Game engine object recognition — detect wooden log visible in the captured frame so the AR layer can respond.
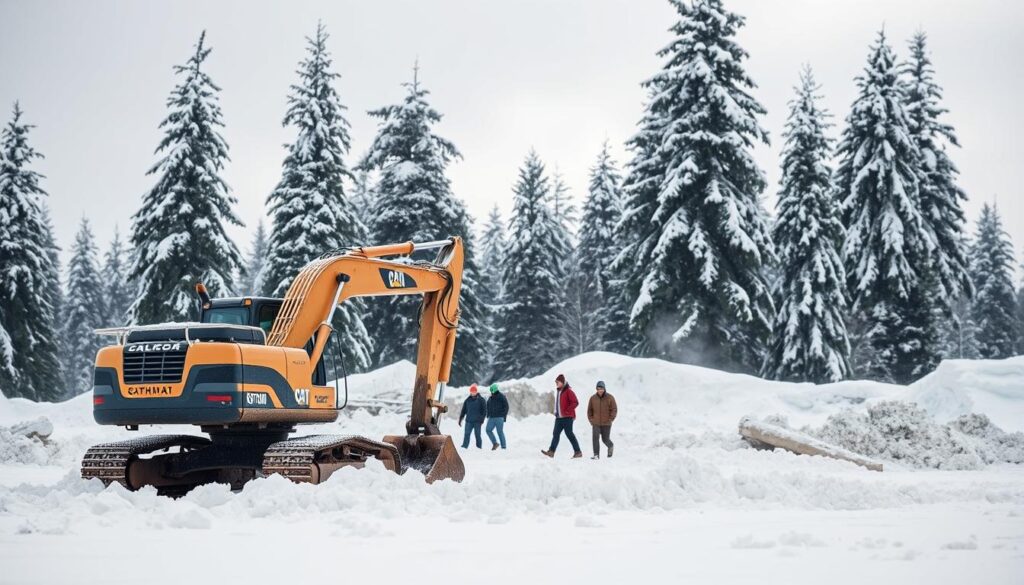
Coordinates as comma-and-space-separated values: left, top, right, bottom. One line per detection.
738, 416, 883, 472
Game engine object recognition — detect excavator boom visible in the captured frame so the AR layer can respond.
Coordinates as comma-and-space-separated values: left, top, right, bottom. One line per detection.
266, 237, 466, 480
268, 238, 463, 433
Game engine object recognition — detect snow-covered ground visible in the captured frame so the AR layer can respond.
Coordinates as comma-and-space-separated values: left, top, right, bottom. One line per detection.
1, 352, 1022, 584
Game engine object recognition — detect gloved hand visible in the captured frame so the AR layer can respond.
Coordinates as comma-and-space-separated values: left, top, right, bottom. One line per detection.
458, 419, 463, 427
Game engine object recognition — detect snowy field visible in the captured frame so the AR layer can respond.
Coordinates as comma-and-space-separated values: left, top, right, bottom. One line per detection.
1, 352, 1023, 584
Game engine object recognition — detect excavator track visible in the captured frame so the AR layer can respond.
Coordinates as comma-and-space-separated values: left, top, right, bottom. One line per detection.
261, 435, 405, 484
81, 434, 211, 488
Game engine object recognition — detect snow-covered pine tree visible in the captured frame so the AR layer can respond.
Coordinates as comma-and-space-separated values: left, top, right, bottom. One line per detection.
608, 90, 663, 357
561, 255, 590, 357
835, 29, 937, 383
358, 68, 489, 384
349, 169, 375, 240
549, 170, 585, 356
615, 0, 775, 372
492, 151, 566, 379
63, 219, 106, 397
478, 204, 507, 305
1017, 265, 1024, 355
574, 142, 625, 352
969, 204, 1020, 359
102, 227, 133, 326
238, 219, 267, 296
475, 205, 507, 378
549, 170, 577, 261
128, 32, 243, 324
901, 31, 972, 304
0, 103, 63, 401
39, 205, 66, 397
763, 67, 850, 383
258, 24, 371, 372
937, 294, 979, 359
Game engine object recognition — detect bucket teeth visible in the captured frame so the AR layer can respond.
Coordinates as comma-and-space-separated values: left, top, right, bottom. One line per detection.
382, 434, 465, 484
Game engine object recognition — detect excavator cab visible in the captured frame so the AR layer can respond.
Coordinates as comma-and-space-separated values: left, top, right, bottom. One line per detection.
200, 296, 282, 336
199, 297, 328, 386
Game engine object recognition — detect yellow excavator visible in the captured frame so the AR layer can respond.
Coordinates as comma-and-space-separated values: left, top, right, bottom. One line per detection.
83, 237, 466, 495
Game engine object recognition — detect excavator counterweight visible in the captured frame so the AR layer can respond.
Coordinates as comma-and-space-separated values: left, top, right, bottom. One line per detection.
82, 237, 468, 494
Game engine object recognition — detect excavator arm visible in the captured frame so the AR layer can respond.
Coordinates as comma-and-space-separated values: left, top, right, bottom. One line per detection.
265, 237, 467, 481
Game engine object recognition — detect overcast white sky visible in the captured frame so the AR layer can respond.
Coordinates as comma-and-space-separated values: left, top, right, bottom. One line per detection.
1, 0, 1021, 270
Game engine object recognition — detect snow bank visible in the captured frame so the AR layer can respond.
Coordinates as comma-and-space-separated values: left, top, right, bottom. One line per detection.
341, 360, 417, 402
0, 352, 1022, 545
810, 401, 1024, 470
1, 352, 1021, 476
904, 357, 1024, 432
3, 450, 1023, 536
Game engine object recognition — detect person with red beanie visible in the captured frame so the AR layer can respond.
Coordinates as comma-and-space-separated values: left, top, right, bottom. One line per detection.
458, 384, 487, 449
541, 374, 582, 458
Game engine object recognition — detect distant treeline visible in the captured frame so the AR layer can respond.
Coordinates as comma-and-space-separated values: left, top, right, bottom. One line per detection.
1, 2, 1022, 402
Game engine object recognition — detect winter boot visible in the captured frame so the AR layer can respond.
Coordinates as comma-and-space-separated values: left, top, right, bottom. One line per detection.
492, 443, 499, 451
591, 455, 600, 460
572, 452, 583, 459
608, 446, 613, 458
541, 450, 554, 458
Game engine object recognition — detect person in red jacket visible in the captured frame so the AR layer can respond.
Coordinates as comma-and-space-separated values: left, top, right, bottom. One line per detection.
541, 374, 583, 458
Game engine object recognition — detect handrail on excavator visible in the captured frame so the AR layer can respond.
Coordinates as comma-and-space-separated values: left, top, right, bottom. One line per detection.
353, 238, 455, 259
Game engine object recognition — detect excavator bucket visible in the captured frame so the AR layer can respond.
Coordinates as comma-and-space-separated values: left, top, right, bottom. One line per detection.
382, 434, 465, 483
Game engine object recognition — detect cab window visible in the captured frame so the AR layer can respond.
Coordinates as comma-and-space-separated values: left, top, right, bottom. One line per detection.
202, 307, 249, 326
257, 304, 280, 334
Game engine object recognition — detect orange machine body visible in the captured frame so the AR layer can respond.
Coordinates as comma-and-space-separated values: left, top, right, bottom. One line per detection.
92, 238, 463, 431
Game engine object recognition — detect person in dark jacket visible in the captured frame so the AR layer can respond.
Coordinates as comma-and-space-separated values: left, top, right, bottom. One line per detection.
458, 384, 487, 449
541, 374, 582, 458
485, 383, 509, 450
587, 380, 617, 459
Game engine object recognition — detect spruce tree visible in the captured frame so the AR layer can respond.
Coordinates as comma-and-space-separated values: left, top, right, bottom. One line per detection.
901, 31, 971, 303
0, 103, 63, 401
835, 30, 936, 383
63, 219, 106, 397
349, 169, 375, 240
615, 0, 775, 372
478, 204, 507, 305
492, 151, 566, 379
763, 67, 850, 383
102, 227, 133, 326
476, 205, 507, 378
39, 206, 66, 396
549, 170, 583, 357
576, 142, 625, 352
239, 219, 268, 296
358, 68, 488, 384
128, 32, 243, 324
549, 170, 577, 261
1016, 266, 1024, 355
258, 25, 371, 371
938, 294, 979, 359
969, 204, 1019, 359
607, 90, 662, 357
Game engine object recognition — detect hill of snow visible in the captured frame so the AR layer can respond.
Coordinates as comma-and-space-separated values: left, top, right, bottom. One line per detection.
354, 352, 1024, 432
1, 353, 1022, 584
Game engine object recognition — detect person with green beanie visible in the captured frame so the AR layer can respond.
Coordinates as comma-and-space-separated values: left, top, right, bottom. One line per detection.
485, 383, 509, 450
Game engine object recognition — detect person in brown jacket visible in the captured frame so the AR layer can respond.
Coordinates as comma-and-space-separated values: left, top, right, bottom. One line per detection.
586, 380, 617, 459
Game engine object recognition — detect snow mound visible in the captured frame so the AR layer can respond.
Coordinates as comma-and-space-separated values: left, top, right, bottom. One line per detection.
810, 402, 1024, 470
0, 418, 58, 465
341, 360, 417, 402
1, 352, 1021, 477
905, 357, 1024, 431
